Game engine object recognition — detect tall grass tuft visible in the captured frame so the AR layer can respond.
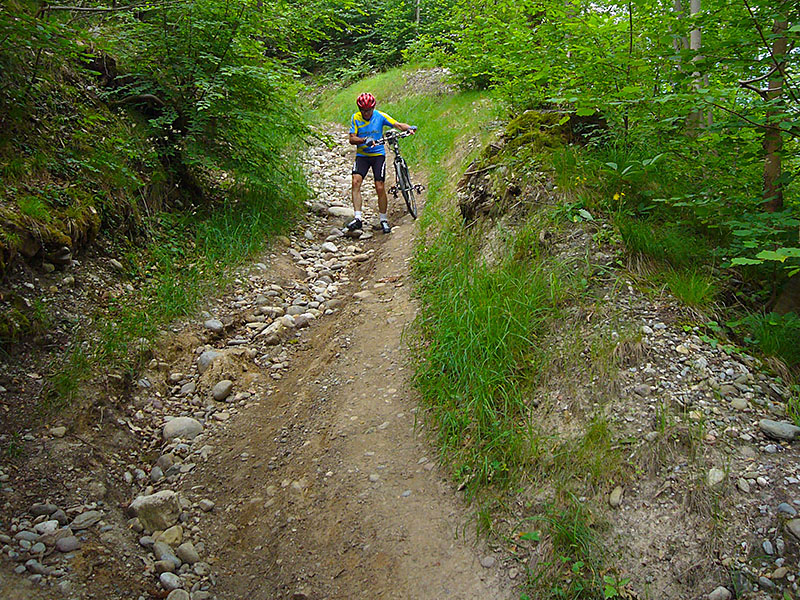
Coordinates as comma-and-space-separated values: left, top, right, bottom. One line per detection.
664, 269, 718, 309
413, 229, 556, 492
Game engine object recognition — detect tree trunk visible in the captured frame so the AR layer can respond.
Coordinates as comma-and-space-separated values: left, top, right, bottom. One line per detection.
686, 0, 710, 131
763, 19, 787, 212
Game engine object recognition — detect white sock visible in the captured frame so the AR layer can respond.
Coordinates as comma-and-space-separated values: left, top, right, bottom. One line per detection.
354, 211, 362, 220
379, 213, 387, 222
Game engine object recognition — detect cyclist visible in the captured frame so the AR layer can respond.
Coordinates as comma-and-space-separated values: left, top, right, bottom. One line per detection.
346, 92, 416, 234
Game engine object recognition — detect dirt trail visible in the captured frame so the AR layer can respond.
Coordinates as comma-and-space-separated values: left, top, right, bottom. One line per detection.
185, 142, 510, 598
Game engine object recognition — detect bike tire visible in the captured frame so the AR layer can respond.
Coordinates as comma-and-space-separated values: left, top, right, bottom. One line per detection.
397, 160, 417, 219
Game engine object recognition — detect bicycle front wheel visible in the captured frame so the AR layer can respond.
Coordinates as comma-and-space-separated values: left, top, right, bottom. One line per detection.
397, 160, 417, 219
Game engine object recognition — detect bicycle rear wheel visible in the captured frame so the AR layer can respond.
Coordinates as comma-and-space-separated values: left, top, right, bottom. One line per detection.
397, 160, 417, 219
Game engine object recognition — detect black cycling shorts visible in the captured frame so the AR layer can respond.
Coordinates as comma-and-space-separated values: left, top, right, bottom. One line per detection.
352, 155, 386, 182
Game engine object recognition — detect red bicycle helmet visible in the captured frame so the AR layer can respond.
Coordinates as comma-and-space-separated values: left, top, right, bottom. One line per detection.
356, 92, 376, 110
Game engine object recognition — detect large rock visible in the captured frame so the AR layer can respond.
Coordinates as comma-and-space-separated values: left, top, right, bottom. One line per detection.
759, 419, 800, 441
197, 350, 222, 374
163, 417, 203, 441
130, 490, 181, 531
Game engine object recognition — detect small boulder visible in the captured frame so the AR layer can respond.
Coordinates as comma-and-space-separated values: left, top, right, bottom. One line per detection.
130, 490, 181, 531
212, 380, 234, 402
203, 319, 224, 333
163, 417, 203, 441
759, 419, 800, 441
197, 350, 222, 374
708, 586, 731, 600
55, 536, 81, 553
159, 572, 182, 591
70, 510, 103, 531
176, 541, 200, 565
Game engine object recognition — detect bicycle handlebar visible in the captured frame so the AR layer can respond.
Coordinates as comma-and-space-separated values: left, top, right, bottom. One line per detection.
373, 128, 416, 146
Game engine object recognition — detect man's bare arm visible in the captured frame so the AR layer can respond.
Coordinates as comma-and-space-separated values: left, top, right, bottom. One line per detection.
349, 133, 367, 145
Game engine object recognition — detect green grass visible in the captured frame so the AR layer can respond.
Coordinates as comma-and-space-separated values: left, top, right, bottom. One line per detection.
731, 312, 800, 370
616, 216, 710, 269
413, 229, 556, 491
17, 195, 52, 222
664, 269, 718, 309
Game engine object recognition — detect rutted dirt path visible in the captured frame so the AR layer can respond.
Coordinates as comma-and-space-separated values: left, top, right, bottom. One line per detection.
174, 129, 510, 599
0, 124, 511, 600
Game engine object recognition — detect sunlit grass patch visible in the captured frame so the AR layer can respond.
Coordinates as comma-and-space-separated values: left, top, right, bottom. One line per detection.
664, 269, 718, 309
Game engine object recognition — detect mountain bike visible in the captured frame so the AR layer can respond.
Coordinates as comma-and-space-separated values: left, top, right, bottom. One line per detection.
374, 129, 424, 219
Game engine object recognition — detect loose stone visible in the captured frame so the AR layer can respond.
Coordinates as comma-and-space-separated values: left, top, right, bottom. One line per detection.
212, 380, 234, 401
55, 536, 81, 552
160, 572, 183, 591
130, 490, 182, 531
708, 586, 731, 600
70, 510, 103, 530
759, 419, 800, 441
163, 417, 203, 441
203, 319, 224, 333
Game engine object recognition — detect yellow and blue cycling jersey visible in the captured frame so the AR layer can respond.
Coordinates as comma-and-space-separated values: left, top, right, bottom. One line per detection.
350, 110, 400, 157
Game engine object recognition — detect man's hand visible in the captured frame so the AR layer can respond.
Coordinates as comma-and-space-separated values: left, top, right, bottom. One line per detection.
409, 126, 418, 134
364, 137, 376, 147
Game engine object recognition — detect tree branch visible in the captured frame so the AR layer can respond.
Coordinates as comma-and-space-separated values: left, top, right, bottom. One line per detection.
739, 66, 778, 86
109, 93, 166, 107
739, 81, 769, 99
703, 100, 768, 129
741, 0, 798, 104
37, 2, 177, 16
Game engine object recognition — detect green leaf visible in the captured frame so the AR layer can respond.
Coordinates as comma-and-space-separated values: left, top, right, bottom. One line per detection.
731, 257, 762, 266
519, 531, 540, 541
576, 107, 596, 116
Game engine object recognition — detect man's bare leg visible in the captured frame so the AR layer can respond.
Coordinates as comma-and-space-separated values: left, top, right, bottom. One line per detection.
351, 174, 364, 213
375, 180, 388, 215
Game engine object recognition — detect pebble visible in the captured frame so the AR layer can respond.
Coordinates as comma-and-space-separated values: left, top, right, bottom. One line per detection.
167, 591, 190, 600
176, 541, 200, 564
30, 503, 58, 516
786, 519, 800, 540
707, 468, 725, 488
609, 486, 623, 507
198, 499, 215, 512
49, 426, 67, 438
480, 555, 496, 568
197, 350, 222, 374
778, 503, 797, 517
